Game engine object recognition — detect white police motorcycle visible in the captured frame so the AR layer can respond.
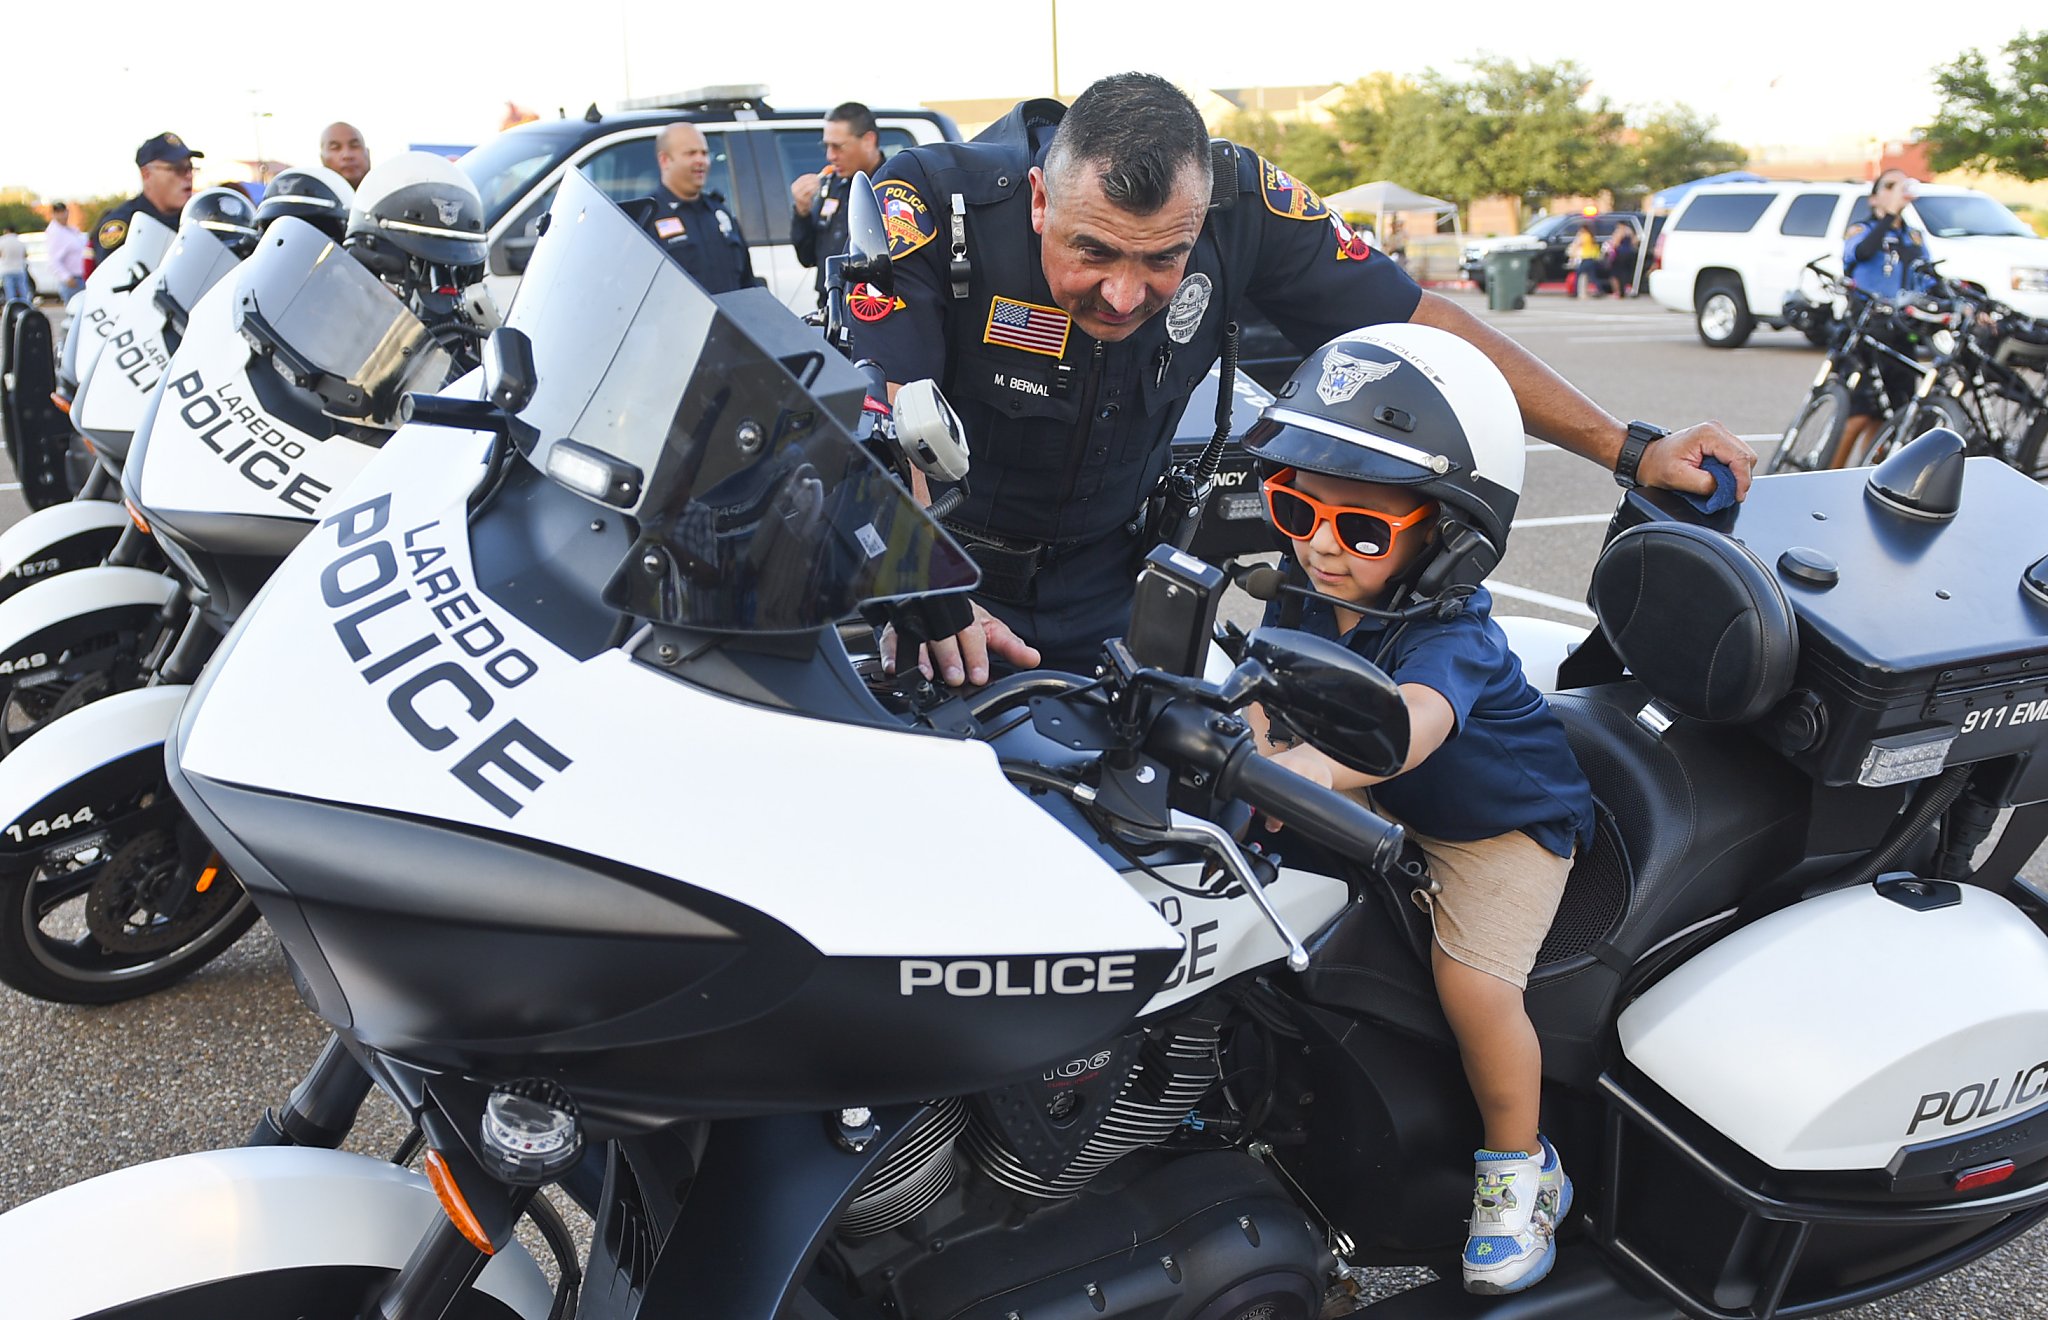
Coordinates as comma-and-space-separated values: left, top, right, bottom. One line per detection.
5, 167, 2048, 1320
0, 214, 451, 1001
0, 211, 183, 592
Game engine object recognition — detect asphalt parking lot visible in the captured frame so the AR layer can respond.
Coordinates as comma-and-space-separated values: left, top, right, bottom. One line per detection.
1, 288, 2042, 1317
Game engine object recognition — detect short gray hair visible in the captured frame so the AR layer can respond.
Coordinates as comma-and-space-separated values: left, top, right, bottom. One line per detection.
1044, 73, 1209, 215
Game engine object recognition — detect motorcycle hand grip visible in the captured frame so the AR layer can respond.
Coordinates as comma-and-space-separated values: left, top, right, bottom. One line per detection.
400, 392, 510, 436
1220, 743, 1406, 877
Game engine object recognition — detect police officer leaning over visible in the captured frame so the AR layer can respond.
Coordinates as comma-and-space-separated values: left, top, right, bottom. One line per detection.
92, 131, 201, 265
792, 101, 887, 307
644, 122, 758, 294
851, 73, 1757, 683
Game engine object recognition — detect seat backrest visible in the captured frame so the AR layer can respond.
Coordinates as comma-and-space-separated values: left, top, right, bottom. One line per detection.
1587, 521, 1799, 725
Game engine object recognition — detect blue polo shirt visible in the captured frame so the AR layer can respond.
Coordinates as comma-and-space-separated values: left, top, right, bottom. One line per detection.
1266, 587, 1594, 859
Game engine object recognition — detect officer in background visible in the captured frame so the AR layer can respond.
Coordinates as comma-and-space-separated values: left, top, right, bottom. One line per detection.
92, 132, 200, 264
852, 73, 1757, 681
644, 123, 756, 294
319, 121, 372, 189
791, 101, 886, 308
1829, 168, 1935, 468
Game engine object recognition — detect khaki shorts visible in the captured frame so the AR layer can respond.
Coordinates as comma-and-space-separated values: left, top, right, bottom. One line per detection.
1360, 794, 1573, 991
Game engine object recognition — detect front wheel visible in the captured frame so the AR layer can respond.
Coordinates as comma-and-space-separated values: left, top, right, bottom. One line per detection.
1695, 278, 1754, 349
0, 809, 257, 1003
1865, 395, 1978, 467
1769, 383, 1853, 473
2012, 408, 2048, 482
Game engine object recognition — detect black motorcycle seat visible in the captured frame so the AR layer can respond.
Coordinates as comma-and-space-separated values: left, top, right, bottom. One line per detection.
1587, 521, 1799, 725
1298, 681, 1810, 1087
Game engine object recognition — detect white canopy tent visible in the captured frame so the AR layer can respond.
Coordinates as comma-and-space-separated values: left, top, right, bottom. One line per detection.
1321, 181, 1464, 245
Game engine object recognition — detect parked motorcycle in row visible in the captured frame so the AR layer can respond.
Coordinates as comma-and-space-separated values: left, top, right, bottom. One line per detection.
0, 158, 483, 1003
6, 168, 2047, 1320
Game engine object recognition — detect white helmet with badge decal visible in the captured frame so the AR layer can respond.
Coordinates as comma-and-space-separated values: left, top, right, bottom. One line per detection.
1244, 322, 1524, 596
345, 150, 487, 280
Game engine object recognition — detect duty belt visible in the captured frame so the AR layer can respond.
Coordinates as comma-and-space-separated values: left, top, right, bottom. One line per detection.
940, 519, 1048, 605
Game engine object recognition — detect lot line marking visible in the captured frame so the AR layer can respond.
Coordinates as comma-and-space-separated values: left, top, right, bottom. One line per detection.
1488, 581, 1596, 619
1515, 514, 1612, 527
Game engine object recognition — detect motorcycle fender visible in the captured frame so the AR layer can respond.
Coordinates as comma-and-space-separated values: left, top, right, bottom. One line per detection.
0, 564, 177, 676
1619, 882, 2048, 1171
0, 1146, 551, 1320
1498, 614, 1591, 694
0, 685, 188, 849
0, 500, 131, 600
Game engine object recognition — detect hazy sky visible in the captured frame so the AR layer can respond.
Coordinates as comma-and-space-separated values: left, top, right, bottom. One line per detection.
5, 2, 2029, 200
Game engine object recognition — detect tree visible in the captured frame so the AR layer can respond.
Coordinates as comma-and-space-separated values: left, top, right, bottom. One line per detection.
1613, 106, 1747, 198
1213, 110, 1351, 196
0, 187, 44, 233
1925, 29, 2048, 181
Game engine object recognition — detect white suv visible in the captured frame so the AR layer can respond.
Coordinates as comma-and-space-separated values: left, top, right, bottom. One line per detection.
1649, 180, 2048, 347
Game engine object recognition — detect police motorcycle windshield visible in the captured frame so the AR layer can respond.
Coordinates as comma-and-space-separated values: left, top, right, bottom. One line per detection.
510, 168, 976, 632
152, 224, 242, 335
234, 219, 448, 426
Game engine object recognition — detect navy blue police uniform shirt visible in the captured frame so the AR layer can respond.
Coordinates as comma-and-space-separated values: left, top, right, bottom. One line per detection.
850, 100, 1424, 552
646, 183, 757, 295
1842, 216, 1935, 302
90, 194, 180, 265
1267, 588, 1595, 860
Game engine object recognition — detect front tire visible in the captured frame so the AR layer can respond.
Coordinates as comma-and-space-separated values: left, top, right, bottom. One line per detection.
0, 810, 257, 1003
1770, 383, 1853, 473
1865, 395, 1977, 467
1695, 278, 1754, 349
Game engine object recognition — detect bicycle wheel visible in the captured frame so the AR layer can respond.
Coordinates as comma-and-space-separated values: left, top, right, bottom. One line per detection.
1769, 383, 1853, 473
2012, 407, 2048, 482
1866, 395, 1976, 466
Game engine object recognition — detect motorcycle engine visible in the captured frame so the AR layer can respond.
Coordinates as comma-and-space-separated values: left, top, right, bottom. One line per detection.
837, 1008, 1332, 1318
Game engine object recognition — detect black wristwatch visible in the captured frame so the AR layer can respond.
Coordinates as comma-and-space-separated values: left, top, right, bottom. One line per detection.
1614, 420, 1668, 490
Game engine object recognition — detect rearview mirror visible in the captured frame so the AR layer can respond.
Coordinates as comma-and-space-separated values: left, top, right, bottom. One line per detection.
484, 327, 537, 414
1241, 627, 1409, 778
842, 171, 893, 296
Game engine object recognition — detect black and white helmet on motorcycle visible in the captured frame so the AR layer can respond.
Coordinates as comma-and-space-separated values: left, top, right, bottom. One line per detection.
179, 187, 261, 258
255, 164, 354, 242
1243, 323, 1525, 595
345, 150, 487, 280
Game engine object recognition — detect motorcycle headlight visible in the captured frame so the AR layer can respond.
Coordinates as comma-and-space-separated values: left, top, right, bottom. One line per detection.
2014, 267, 2048, 294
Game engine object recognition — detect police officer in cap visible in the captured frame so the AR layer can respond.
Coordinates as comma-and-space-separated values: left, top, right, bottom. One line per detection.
93, 131, 202, 264
644, 123, 757, 294
791, 101, 886, 308
852, 73, 1758, 683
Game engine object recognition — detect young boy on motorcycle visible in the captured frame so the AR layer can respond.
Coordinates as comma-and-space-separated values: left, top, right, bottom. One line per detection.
1243, 323, 1595, 1295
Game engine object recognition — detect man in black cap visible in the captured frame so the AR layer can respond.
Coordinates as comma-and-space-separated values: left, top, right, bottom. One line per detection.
91, 132, 203, 264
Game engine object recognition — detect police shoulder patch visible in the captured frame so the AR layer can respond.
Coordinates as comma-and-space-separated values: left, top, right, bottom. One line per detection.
876, 180, 936, 259
97, 217, 127, 249
1259, 158, 1328, 222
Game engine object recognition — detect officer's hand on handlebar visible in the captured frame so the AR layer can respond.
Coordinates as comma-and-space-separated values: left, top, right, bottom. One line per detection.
1640, 423, 1757, 502
882, 602, 1042, 687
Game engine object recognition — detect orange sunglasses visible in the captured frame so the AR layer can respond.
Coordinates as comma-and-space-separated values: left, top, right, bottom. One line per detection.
1261, 468, 1435, 560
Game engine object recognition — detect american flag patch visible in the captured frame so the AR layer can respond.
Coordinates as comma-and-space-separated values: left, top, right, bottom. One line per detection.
983, 296, 1071, 358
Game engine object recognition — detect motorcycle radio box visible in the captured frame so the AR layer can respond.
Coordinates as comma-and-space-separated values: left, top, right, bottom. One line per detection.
1615, 457, 2048, 804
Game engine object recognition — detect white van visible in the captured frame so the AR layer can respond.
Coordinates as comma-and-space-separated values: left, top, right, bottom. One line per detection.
1649, 180, 2048, 347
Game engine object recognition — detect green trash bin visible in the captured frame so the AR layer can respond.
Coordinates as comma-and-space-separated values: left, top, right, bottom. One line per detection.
1485, 249, 1532, 311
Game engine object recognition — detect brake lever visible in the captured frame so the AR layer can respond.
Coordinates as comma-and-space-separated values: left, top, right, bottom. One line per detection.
1110, 808, 1310, 972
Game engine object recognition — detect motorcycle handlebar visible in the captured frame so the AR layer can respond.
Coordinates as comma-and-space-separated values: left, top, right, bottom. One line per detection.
1223, 748, 1407, 876
1143, 702, 1406, 876
399, 392, 510, 436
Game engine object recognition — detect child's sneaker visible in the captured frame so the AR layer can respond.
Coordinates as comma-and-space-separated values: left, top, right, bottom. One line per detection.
1462, 1149, 1556, 1295
1536, 1133, 1573, 1226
